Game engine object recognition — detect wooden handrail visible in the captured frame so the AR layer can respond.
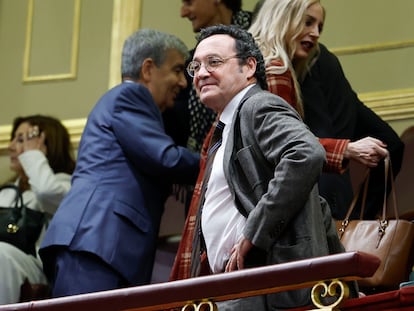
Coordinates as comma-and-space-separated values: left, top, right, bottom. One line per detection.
0, 251, 380, 311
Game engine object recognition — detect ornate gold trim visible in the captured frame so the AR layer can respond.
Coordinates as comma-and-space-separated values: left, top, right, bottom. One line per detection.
331, 39, 414, 56
310, 279, 349, 310
359, 88, 414, 121
324, 40, 414, 121
108, 0, 142, 88
182, 300, 218, 311
0, 124, 12, 156
22, 0, 81, 83
0, 87, 412, 155
60, 118, 86, 147
0, 87, 413, 155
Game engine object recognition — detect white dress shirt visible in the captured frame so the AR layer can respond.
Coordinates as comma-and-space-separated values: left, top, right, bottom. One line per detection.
201, 85, 254, 273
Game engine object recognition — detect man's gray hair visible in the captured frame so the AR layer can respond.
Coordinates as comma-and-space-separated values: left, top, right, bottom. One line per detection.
121, 29, 188, 79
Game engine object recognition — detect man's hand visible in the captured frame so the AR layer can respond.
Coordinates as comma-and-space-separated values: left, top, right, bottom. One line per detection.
225, 236, 253, 272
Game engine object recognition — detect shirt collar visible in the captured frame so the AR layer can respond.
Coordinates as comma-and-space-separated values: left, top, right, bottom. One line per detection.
220, 84, 255, 126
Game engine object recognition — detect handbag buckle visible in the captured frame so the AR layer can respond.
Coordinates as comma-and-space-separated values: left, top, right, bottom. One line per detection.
7, 223, 19, 233
376, 220, 388, 248
338, 219, 349, 239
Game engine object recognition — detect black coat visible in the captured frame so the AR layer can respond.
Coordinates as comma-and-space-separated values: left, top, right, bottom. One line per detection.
301, 43, 404, 219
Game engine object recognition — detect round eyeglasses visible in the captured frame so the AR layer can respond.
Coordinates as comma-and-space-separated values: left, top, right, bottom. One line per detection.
187, 55, 240, 77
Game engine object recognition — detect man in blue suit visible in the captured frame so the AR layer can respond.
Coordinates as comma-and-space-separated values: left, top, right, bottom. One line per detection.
39, 29, 200, 297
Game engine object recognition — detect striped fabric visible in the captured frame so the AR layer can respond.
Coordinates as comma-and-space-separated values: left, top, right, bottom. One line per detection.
266, 63, 350, 173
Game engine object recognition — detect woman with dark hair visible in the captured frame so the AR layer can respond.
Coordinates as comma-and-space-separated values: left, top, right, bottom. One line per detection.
0, 115, 75, 304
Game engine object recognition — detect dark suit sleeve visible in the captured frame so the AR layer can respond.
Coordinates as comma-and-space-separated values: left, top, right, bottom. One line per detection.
241, 94, 326, 250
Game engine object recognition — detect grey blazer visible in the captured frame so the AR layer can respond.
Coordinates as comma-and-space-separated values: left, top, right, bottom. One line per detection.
223, 85, 350, 308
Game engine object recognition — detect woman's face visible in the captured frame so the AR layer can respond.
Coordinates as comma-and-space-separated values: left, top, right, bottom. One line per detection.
8, 122, 46, 175
181, 0, 222, 33
8, 122, 31, 174
294, 3, 324, 60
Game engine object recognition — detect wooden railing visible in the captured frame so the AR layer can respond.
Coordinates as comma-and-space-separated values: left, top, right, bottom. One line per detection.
0, 251, 380, 311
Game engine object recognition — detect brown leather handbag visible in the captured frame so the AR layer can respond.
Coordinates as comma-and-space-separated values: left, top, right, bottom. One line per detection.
336, 155, 414, 291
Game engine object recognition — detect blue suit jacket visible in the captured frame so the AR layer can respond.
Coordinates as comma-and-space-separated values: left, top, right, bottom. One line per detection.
40, 82, 199, 285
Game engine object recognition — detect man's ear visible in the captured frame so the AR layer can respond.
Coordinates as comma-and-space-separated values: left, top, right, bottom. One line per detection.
140, 58, 155, 82
245, 56, 257, 79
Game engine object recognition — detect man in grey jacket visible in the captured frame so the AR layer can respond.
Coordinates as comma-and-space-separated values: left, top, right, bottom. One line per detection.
181, 24, 356, 310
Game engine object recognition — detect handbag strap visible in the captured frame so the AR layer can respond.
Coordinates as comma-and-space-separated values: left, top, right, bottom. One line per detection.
337, 168, 370, 239
342, 167, 370, 221
380, 154, 399, 221
0, 184, 25, 210
338, 154, 399, 241
342, 154, 397, 221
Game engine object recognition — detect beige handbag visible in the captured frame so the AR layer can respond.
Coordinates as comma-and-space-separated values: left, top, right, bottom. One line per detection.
336, 155, 414, 290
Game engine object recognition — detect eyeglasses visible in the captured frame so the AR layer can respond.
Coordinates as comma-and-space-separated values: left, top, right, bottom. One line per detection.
186, 55, 240, 77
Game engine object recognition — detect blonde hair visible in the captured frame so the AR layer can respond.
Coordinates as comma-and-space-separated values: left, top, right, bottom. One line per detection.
249, 0, 323, 117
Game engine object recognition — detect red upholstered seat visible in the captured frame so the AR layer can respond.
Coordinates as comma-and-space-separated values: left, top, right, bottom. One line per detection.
341, 285, 414, 310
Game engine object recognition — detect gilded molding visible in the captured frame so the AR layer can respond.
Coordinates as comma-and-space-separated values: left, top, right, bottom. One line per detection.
329, 40, 414, 121
0, 88, 413, 155
331, 39, 414, 56
3, 4, 413, 155
0, 124, 12, 156
60, 118, 86, 147
359, 88, 414, 121
0, 86, 413, 155
22, 0, 81, 83
108, 0, 142, 88
311, 279, 349, 310
182, 300, 218, 311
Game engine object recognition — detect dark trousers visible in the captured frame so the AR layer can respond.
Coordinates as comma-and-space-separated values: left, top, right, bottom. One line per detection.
52, 248, 128, 298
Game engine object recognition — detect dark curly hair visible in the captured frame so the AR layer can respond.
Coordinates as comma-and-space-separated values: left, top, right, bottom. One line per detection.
196, 24, 268, 90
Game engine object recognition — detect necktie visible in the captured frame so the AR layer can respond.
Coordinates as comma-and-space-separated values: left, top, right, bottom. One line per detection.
207, 120, 225, 158
169, 120, 225, 280
190, 120, 225, 277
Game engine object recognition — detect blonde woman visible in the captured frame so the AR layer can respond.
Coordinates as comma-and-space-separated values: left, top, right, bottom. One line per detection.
249, 0, 324, 117
249, 0, 402, 220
